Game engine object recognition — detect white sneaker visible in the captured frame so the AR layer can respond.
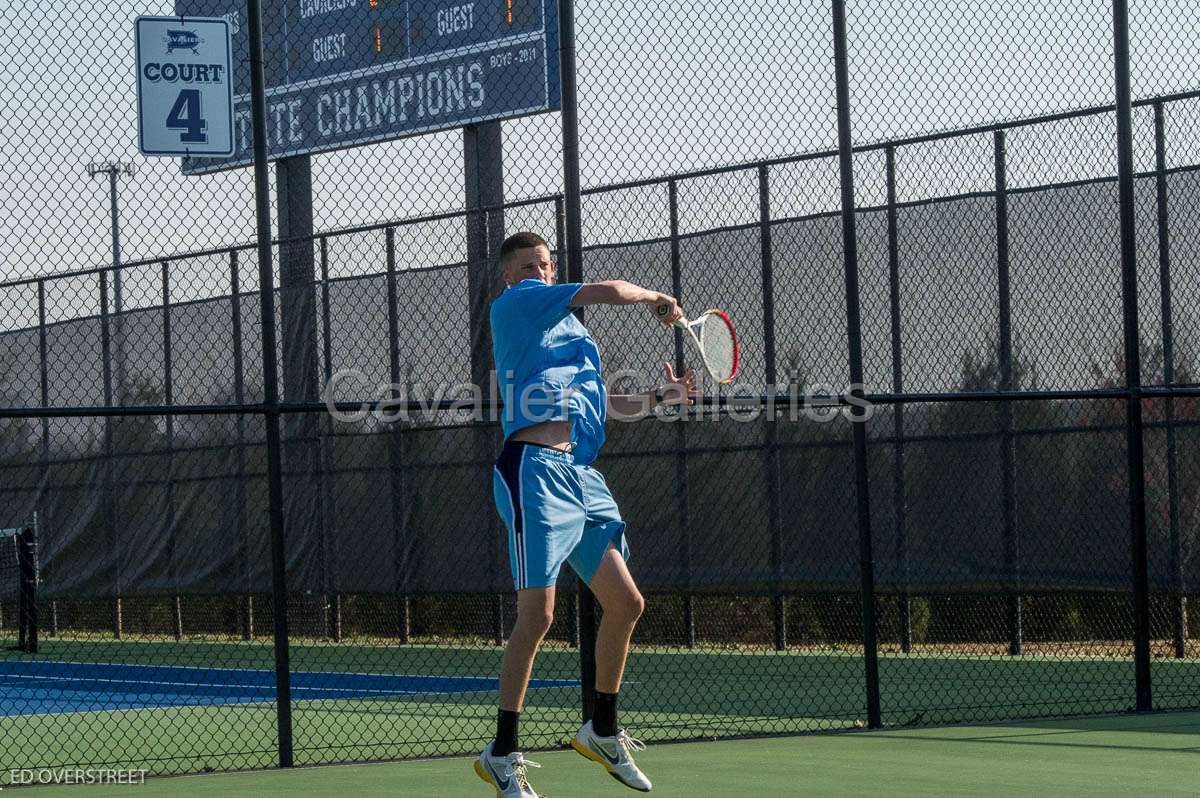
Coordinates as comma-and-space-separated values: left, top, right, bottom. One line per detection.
474, 741, 542, 798
572, 720, 652, 792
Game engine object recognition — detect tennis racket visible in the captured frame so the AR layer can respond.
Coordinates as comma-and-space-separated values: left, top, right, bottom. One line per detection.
656, 304, 740, 384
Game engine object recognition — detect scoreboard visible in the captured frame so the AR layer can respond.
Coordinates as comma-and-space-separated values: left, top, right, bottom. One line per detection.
177, 0, 559, 173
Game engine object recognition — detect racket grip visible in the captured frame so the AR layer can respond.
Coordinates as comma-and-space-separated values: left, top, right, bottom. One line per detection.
656, 302, 686, 328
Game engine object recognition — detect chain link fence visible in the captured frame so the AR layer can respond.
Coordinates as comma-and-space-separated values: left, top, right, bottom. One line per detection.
0, 0, 1198, 781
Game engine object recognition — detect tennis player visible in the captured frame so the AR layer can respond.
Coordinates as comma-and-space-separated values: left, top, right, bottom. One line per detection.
475, 232, 694, 797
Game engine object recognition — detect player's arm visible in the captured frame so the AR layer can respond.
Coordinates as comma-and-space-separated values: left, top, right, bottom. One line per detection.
607, 364, 698, 421
569, 281, 683, 325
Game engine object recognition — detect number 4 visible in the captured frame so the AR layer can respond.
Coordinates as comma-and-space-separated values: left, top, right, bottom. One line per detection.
166, 90, 208, 144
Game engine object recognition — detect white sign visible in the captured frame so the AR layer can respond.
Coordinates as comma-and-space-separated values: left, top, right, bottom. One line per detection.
135, 16, 234, 157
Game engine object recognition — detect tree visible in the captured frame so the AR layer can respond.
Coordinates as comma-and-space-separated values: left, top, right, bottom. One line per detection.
0, 351, 36, 466
1084, 339, 1200, 623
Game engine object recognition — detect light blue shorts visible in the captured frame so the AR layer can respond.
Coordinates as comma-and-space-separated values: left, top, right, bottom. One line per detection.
492, 439, 630, 590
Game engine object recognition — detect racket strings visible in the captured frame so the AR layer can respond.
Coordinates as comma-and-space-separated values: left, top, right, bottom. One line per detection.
697, 313, 737, 384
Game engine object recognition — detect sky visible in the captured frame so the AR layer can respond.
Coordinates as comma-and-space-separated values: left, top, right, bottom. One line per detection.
0, 0, 1197, 307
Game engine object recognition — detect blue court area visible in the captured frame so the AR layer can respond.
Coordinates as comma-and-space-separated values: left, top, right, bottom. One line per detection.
0, 660, 577, 717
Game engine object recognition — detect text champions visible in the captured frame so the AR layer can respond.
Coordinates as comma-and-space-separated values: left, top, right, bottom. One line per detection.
231, 62, 485, 153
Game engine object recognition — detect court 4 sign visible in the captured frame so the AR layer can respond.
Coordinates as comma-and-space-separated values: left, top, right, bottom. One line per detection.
135, 16, 234, 156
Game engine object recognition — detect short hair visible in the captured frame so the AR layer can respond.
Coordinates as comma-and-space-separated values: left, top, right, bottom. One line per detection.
499, 231, 550, 264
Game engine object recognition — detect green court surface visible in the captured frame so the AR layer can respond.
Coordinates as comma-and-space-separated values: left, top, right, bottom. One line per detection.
14, 712, 1200, 797
2, 638, 1198, 779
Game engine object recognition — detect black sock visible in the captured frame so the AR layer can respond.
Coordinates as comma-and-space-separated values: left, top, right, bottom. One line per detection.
494, 709, 520, 757
593, 691, 618, 737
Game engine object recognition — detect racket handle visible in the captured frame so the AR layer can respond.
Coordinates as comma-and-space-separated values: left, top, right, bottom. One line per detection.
656, 302, 688, 328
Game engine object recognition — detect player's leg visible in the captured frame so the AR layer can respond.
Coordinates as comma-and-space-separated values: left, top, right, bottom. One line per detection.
480, 442, 585, 797
497, 586, 557, 744
476, 586, 554, 797
567, 467, 652, 792
590, 546, 643, 700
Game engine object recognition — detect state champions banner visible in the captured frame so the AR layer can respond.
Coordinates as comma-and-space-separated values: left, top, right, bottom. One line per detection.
178, 0, 560, 174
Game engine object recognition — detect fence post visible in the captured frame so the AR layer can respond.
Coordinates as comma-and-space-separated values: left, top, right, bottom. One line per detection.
37, 280, 53, 635
246, 0, 294, 766
384, 227, 412, 645
464, 125, 507, 649
99, 271, 121, 640
1147, 99, 1185, 657
318, 237, 341, 642
554, 196, 580, 648
557, 0, 597, 723
230, 250, 253, 640
994, 131, 1022, 656
668, 178, 696, 649
162, 260, 183, 641
1154, 101, 1186, 659
758, 164, 786, 651
37, 279, 50, 466
832, 0, 881, 729
1110, 0, 1152, 712
885, 145, 910, 654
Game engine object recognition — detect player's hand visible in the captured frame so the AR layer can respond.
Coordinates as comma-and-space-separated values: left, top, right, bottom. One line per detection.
658, 363, 697, 407
651, 294, 683, 326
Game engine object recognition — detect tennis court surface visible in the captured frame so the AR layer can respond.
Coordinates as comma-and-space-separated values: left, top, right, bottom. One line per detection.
13, 711, 1197, 797
3, 637, 1198, 794
0, 659, 575, 716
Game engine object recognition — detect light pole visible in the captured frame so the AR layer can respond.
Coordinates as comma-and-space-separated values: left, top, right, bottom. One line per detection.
86, 161, 135, 313
86, 161, 135, 401
87, 160, 135, 639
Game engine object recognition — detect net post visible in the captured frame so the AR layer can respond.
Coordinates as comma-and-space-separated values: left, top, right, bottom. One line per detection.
1154, 100, 1186, 659
885, 144, 911, 654
23, 513, 39, 653
832, 0, 881, 729
994, 131, 1022, 657
17, 546, 26, 652
11, 530, 22, 650
246, 0, 295, 766
1111, 0, 1152, 712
